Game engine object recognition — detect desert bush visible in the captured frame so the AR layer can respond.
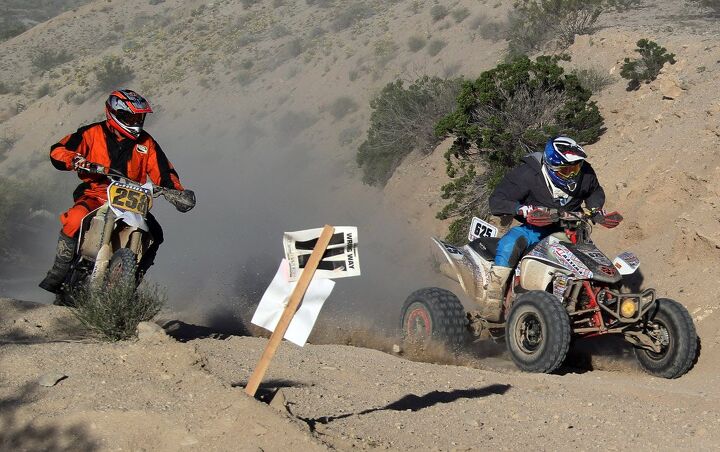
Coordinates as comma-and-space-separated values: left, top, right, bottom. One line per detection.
70, 281, 166, 341
572, 67, 616, 92
63, 89, 87, 105
357, 76, 463, 186
687, 0, 720, 15
275, 110, 318, 140
0, 16, 27, 41
94, 56, 134, 91
31, 48, 73, 72
452, 7, 471, 23
620, 39, 676, 90
306, 0, 334, 6
427, 38, 446, 57
149, 0, 165, 4
0, 82, 9, 95
36, 83, 52, 98
271, 24, 291, 38
241, 0, 262, 8
328, 96, 359, 120
331, 4, 375, 31
435, 55, 605, 243
470, 15, 510, 41
507, 0, 635, 57
430, 4, 449, 22
408, 35, 426, 52
374, 39, 398, 67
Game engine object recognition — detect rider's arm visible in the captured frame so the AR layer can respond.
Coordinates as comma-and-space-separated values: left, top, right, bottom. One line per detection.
489, 166, 530, 216
49, 125, 93, 171
582, 165, 606, 210
146, 139, 185, 190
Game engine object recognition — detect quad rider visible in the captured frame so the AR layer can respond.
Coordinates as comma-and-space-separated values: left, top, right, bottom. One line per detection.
39, 89, 195, 294
482, 136, 622, 321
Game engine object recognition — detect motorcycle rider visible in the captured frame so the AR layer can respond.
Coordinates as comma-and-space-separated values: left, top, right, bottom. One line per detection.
39, 89, 195, 294
482, 136, 622, 321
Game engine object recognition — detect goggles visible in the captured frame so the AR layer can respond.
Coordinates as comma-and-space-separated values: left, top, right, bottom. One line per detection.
115, 110, 146, 126
547, 161, 582, 180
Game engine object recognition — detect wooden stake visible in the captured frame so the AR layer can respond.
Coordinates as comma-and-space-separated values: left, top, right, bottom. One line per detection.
245, 225, 335, 397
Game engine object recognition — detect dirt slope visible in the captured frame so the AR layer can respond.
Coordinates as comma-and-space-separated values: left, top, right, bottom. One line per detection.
2, 297, 719, 451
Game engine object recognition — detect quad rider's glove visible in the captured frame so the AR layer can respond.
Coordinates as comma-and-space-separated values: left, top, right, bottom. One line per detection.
518, 205, 559, 227
591, 209, 623, 229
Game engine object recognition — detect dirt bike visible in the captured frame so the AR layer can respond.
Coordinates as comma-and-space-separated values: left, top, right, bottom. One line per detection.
401, 211, 698, 379
56, 163, 193, 306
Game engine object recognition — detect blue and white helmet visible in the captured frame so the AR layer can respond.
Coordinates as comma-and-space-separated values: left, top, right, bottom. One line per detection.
543, 136, 587, 191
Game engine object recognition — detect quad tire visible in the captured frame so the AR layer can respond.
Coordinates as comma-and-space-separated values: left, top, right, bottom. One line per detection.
634, 298, 697, 379
506, 291, 571, 374
400, 288, 466, 349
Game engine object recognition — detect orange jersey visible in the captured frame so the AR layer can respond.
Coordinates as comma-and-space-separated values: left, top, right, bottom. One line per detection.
50, 121, 184, 200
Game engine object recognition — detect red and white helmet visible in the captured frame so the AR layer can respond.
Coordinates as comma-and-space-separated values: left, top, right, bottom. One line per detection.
105, 89, 153, 140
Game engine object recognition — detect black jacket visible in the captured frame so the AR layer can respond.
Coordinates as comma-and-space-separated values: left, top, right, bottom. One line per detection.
489, 152, 605, 220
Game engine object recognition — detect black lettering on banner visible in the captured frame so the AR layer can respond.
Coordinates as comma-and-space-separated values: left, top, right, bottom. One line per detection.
297, 247, 345, 268
294, 232, 345, 250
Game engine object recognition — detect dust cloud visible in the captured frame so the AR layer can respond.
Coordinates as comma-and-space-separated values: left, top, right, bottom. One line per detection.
138, 100, 449, 335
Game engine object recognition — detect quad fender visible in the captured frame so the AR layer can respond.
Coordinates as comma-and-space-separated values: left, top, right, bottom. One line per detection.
431, 237, 490, 301
613, 251, 640, 275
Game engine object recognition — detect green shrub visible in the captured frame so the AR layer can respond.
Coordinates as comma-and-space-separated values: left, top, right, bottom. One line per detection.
452, 7, 471, 23
687, 0, 720, 15
70, 281, 166, 341
430, 4, 449, 22
572, 67, 616, 92
0, 16, 27, 42
94, 56, 134, 91
620, 39, 676, 90
408, 35, 426, 52
36, 83, 51, 98
328, 96, 358, 120
357, 76, 462, 186
507, 0, 635, 57
331, 4, 375, 31
31, 48, 73, 72
435, 55, 605, 243
427, 38, 446, 57
374, 39, 398, 67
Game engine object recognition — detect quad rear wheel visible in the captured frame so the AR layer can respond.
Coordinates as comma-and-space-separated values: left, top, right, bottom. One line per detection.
400, 288, 466, 349
506, 291, 571, 373
634, 298, 697, 379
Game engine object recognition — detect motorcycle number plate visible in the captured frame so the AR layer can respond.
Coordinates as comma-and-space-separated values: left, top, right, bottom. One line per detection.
108, 183, 152, 215
468, 217, 498, 241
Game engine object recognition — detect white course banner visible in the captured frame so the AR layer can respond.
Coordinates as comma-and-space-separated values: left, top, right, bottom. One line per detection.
283, 226, 360, 281
468, 217, 498, 241
251, 259, 335, 347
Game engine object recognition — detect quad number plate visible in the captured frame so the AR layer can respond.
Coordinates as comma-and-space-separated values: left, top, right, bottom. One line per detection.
468, 216, 498, 241
109, 183, 152, 215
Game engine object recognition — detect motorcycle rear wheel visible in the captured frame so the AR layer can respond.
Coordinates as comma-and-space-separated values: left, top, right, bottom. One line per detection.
506, 291, 571, 373
400, 287, 466, 350
634, 298, 697, 379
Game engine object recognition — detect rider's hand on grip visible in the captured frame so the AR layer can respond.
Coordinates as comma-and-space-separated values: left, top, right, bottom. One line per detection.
593, 210, 623, 228
71, 155, 89, 171
518, 205, 558, 227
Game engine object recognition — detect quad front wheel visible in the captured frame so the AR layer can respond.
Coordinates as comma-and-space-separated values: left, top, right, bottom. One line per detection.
634, 298, 697, 379
400, 287, 466, 349
506, 291, 571, 373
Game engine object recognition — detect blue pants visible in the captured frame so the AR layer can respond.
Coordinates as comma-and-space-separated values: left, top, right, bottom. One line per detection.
495, 224, 554, 267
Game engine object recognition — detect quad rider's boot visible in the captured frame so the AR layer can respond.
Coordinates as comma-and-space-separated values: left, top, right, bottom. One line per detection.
481, 265, 512, 322
39, 232, 77, 294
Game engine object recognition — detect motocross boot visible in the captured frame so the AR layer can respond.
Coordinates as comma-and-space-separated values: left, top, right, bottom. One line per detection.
38, 232, 77, 294
481, 265, 512, 322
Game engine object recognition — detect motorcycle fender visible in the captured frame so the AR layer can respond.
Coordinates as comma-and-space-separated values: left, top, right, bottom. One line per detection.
613, 251, 640, 275
90, 243, 112, 285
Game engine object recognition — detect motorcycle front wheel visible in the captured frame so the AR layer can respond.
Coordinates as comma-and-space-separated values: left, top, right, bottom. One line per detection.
105, 248, 138, 289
